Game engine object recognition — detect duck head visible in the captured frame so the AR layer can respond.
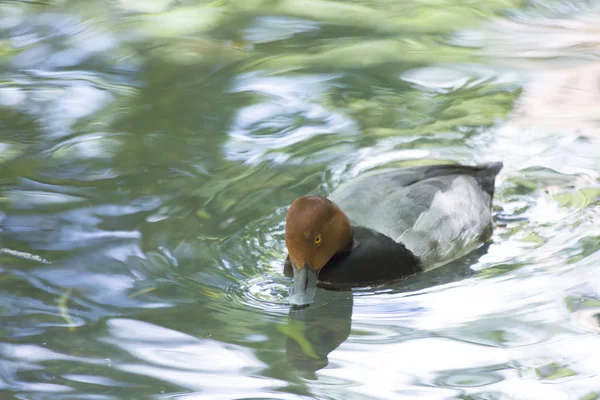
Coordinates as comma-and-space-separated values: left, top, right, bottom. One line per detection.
285, 196, 353, 305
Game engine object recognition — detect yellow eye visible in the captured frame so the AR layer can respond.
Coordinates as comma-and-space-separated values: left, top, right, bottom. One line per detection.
315, 235, 322, 246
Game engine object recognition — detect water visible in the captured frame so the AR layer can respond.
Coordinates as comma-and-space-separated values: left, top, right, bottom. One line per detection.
1, 0, 600, 398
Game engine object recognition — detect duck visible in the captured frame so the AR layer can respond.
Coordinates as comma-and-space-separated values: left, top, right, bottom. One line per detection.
283, 162, 503, 305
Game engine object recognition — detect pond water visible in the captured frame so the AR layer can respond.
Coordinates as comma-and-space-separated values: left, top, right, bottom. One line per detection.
2, 0, 600, 399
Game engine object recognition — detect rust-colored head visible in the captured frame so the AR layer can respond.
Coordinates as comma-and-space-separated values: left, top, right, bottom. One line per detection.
285, 196, 353, 273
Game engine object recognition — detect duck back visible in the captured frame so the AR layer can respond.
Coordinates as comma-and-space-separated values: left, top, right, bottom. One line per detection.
328, 163, 502, 270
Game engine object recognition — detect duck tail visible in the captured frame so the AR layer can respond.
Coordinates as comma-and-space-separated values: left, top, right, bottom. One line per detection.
475, 161, 503, 202
483, 161, 503, 176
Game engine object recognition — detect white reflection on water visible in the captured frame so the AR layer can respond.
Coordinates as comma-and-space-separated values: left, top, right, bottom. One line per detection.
224, 73, 358, 164
0, 86, 27, 106
243, 16, 320, 43
103, 319, 274, 394
320, 338, 510, 399
401, 63, 523, 93
1, 343, 104, 393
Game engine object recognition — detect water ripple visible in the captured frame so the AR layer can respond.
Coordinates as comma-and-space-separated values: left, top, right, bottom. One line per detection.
1, 0, 600, 399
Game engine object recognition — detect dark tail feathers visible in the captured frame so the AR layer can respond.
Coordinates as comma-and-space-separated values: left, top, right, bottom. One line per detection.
475, 161, 503, 200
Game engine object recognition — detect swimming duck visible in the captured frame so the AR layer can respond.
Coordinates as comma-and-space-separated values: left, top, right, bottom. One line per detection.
284, 162, 503, 305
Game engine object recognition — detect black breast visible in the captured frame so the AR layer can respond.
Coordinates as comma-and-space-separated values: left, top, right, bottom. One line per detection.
284, 226, 422, 289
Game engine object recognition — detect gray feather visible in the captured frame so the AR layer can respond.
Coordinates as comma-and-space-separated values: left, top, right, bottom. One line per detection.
328, 163, 501, 270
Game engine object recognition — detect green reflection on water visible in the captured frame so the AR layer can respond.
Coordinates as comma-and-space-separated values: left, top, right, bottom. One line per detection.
1, 0, 599, 398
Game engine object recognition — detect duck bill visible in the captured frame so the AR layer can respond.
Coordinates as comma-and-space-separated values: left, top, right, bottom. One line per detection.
289, 262, 319, 306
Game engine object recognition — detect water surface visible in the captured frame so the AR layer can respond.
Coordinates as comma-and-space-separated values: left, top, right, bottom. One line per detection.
1, 0, 600, 399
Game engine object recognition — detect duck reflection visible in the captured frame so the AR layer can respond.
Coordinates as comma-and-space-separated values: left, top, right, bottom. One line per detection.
282, 289, 353, 376
281, 243, 491, 375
